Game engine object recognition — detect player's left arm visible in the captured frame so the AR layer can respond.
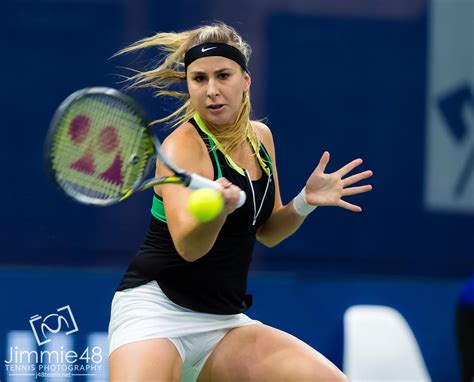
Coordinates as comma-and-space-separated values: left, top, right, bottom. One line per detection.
256, 122, 373, 247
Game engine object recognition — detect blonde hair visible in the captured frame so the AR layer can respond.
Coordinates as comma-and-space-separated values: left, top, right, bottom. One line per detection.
115, 22, 262, 159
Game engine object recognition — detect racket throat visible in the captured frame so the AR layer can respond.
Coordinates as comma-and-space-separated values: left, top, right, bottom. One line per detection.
138, 173, 189, 191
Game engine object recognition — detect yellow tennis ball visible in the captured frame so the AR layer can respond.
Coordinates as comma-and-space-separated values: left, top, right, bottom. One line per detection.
187, 188, 224, 222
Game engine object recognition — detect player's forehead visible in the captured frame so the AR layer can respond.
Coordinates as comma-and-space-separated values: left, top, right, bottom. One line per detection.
187, 56, 239, 74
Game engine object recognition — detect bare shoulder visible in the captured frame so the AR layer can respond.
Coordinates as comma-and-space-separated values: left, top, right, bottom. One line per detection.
251, 120, 274, 149
162, 122, 203, 150
160, 122, 208, 173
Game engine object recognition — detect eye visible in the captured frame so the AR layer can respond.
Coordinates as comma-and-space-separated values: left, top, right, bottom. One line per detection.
193, 75, 205, 82
218, 72, 230, 80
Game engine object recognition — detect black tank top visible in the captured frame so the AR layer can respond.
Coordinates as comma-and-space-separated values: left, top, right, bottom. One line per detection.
117, 118, 275, 314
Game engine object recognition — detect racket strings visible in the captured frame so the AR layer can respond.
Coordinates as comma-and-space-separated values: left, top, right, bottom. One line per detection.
54, 99, 125, 197
52, 104, 113, 198
51, 94, 153, 201
102, 95, 154, 193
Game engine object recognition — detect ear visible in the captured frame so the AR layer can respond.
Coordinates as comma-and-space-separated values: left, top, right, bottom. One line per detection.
243, 72, 251, 93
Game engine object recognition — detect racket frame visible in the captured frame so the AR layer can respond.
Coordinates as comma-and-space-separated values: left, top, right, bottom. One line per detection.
45, 87, 188, 206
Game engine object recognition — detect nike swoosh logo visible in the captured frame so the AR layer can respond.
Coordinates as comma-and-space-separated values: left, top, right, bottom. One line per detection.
201, 46, 217, 52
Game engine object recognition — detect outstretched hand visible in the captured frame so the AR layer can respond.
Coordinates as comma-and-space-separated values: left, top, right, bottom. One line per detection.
305, 151, 373, 212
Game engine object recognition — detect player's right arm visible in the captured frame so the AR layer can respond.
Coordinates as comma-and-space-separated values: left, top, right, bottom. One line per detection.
154, 123, 240, 262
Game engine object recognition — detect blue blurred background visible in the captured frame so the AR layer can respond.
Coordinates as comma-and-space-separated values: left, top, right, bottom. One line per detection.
1, 0, 473, 381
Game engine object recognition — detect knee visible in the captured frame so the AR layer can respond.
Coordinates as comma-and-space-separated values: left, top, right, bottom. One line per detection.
324, 369, 349, 382
295, 357, 349, 382
300, 368, 349, 382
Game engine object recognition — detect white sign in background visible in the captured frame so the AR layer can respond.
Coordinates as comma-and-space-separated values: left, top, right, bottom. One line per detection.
425, 0, 474, 213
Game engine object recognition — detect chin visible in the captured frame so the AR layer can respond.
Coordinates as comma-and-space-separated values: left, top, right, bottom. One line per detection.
204, 111, 234, 127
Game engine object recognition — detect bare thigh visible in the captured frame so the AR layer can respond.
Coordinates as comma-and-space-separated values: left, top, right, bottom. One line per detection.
198, 324, 348, 382
109, 338, 183, 382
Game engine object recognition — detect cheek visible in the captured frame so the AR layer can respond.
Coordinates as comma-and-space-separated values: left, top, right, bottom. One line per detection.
188, 87, 204, 106
231, 84, 246, 103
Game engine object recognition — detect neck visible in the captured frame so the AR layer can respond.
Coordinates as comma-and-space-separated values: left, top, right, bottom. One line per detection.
197, 113, 249, 152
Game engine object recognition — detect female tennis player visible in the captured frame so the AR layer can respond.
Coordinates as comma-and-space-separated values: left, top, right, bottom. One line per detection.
108, 22, 372, 382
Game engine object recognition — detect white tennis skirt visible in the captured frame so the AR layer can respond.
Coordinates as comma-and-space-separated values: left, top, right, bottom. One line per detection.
108, 280, 261, 381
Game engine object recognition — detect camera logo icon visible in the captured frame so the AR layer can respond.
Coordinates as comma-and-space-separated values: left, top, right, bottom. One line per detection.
29, 305, 79, 346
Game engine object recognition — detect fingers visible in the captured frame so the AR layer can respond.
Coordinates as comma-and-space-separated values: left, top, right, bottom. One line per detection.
342, 184, 373, 196
314, 151, 330, 174
221, 185, 241, 214
338, 200, 362, 212
342, 170, 373, 187
337, 158, 363, 177
307, 154, 372, 213
215, 177, 232, 188
216, 178, 241, 214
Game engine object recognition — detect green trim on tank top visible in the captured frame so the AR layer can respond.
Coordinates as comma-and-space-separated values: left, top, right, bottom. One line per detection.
208, 138, 223, 179
151, 194, 167, 223
259, 144, 273, 174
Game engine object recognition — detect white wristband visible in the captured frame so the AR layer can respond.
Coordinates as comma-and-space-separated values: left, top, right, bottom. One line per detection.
292, 187, 317, 216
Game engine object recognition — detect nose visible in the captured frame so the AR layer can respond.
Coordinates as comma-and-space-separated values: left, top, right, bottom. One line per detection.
206, 79, 219, 98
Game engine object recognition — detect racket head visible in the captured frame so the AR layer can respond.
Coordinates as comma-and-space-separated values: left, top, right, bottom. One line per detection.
44, 87, 156, 206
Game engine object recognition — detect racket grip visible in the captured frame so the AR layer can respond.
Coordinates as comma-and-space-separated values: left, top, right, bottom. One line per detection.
188, 173, 246, 208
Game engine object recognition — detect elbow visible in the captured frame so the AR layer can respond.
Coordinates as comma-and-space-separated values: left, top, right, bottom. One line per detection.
181, 254, 198, 262
257, 234, 281, 248
175, 242, 210, 262
176, 247, 200, 262
261, 240, 281, 248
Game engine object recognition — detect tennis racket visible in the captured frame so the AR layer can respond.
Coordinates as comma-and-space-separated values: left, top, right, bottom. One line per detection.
44, 87, 246, 207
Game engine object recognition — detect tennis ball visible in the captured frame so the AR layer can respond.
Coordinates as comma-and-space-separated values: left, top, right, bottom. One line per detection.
187, 188, 224, 222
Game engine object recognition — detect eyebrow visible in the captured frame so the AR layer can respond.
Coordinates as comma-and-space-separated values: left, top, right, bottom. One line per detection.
189, 67, 234, 75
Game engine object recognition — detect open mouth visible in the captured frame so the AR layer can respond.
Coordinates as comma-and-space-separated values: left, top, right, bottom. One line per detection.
207, 104, 225, 111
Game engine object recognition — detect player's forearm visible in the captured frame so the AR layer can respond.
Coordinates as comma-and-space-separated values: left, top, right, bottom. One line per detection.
256, 203, 306, 247
173, 213, 227, 261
